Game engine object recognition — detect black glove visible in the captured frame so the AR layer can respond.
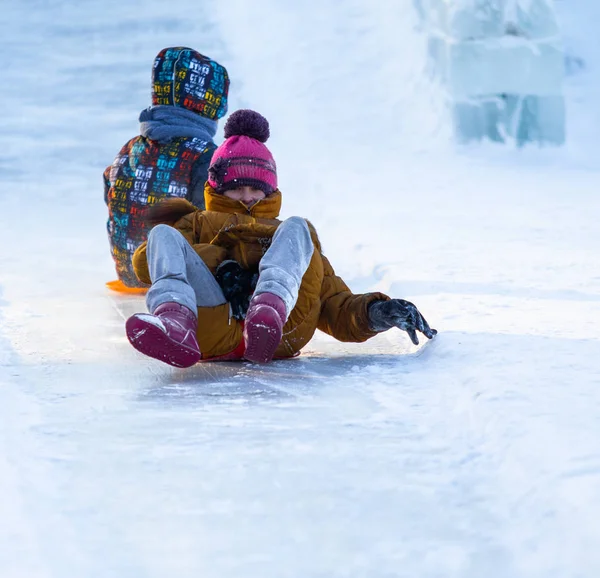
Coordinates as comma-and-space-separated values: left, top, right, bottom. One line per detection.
215, 260, 259, 320
368, 299, 437, 345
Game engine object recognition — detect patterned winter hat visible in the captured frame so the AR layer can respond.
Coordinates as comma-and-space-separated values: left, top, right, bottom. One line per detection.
208, 110, 277, 195
151, 47, 229, 119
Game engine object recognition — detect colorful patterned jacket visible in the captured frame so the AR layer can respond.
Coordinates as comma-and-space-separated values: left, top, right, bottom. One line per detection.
104, 136, 215, 286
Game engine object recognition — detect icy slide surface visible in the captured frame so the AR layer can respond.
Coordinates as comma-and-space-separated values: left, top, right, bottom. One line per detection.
1, 1, 600, 576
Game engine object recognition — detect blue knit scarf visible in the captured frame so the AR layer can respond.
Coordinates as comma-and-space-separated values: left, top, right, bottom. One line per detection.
139, 105, 217, 144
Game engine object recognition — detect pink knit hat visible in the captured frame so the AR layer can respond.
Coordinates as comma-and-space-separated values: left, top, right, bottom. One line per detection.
207, 110, 277, 195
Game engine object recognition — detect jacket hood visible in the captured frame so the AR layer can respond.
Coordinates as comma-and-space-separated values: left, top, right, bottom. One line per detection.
204, 184, 281, 219
151, 47, 229, 120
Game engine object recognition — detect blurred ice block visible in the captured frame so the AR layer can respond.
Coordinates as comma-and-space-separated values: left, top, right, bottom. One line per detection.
453, 95, 566, 145
449, 37, 563, 97
416, 0, 566, 145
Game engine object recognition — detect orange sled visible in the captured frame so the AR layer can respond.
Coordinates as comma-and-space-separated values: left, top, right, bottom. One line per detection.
106, 279, 148, 295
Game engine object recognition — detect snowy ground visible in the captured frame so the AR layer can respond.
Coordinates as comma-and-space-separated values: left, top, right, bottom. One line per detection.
1, 1, 600, 576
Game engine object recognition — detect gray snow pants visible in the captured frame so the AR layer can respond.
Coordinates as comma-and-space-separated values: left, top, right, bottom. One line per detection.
145, 217, 314, 318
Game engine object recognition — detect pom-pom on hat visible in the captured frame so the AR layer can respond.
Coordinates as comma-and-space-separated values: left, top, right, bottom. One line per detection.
208, 110, 277, 195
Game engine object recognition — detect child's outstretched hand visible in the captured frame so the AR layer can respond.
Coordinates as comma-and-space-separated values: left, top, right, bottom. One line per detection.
368, 299, 437, 345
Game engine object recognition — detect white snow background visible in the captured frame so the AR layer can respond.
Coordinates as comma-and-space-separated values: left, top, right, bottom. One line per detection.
1, 0, 600, 576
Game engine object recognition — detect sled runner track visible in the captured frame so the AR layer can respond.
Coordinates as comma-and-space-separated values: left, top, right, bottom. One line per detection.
108, 294, 147, 322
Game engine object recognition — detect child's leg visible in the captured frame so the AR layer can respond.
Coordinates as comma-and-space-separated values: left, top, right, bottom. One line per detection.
128, 224, 248, 366
136, 224, 243, 361
146, 224, 226, 314
254, 217, 314, 318
244, 217, 314, 363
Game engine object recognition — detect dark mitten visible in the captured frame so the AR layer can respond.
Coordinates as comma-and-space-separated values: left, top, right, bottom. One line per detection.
215, 260, 259, 320
368, 299, 437, 345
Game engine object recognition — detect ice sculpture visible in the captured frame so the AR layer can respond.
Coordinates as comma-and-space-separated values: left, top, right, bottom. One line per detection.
416, 0, 566, 145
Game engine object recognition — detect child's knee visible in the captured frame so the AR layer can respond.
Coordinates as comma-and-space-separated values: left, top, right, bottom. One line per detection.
149, 223, 175, 239
279, 217, 313, 251
147, 224, 186, 251
282, 216, 310, 235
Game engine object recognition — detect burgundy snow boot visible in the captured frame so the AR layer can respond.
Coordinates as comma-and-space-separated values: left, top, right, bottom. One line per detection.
126, 302, 201, 368
243, 292, 287, 363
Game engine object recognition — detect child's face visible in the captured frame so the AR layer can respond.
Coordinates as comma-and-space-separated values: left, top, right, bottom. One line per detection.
224, 186, 266, 208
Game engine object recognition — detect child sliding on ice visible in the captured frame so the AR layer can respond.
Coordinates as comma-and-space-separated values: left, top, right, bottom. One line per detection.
125, 110, 437, 366
104, 47, 229, 291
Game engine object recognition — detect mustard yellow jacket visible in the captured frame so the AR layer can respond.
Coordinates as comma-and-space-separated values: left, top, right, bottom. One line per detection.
132, 185, 389, 359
